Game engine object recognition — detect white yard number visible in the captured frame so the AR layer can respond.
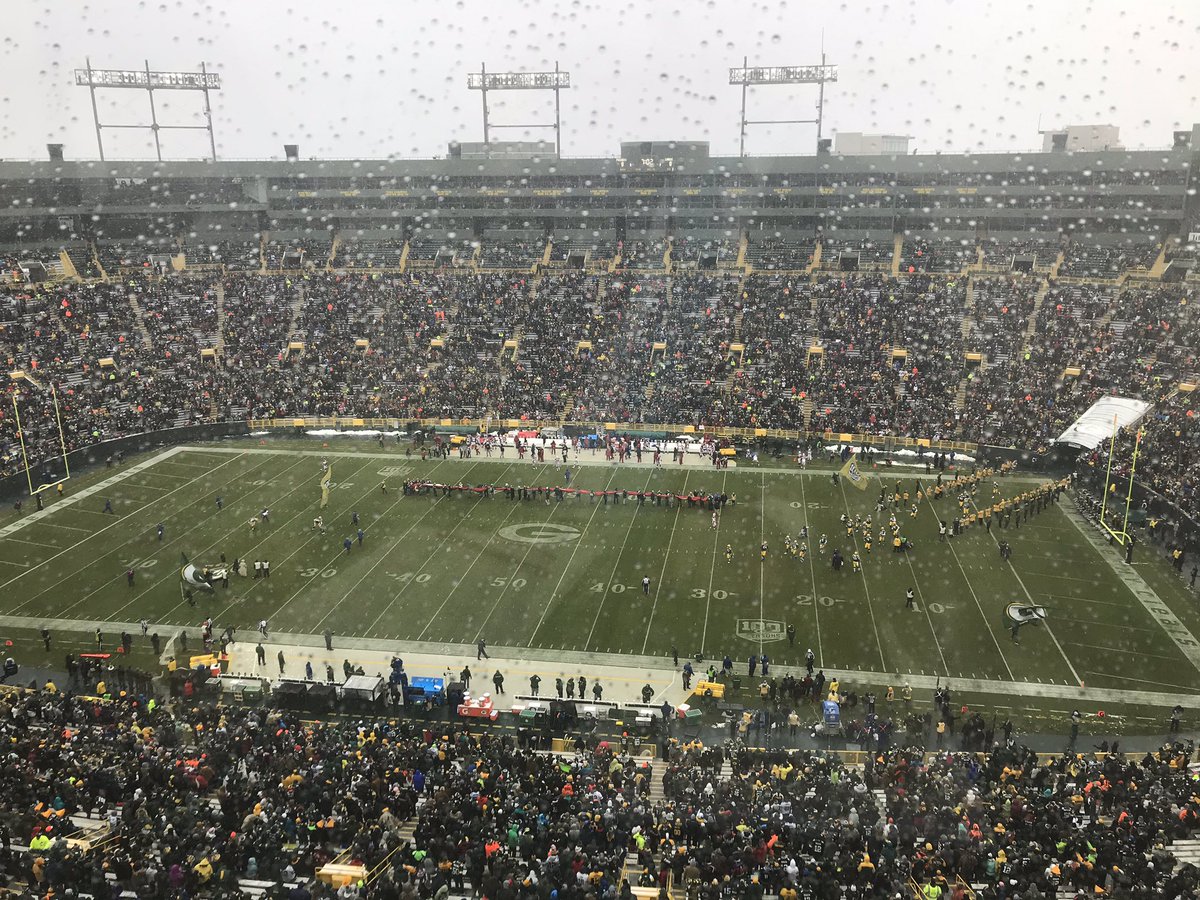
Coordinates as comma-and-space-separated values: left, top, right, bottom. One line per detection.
490, 577, 527, 589
909, 601, 952, 614
123, 559, 158, 570
389, 571, 430, 584
299, 567, 338, 578
691, 588, 731, 600
590, 582, 629, 594
794, 594, 844, 607
790, 501, 822, 510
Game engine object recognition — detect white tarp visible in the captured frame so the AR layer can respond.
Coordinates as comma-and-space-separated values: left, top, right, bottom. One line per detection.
1055, 396, 1150, 449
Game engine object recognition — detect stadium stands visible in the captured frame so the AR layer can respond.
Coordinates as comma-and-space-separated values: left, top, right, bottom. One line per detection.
745, 236, 816, 272
0, 269, 1196, 504
4, 683, 1200, 898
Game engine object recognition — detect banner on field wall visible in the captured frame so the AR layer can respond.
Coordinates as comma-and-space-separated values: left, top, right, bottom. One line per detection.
320, 464, 333, 508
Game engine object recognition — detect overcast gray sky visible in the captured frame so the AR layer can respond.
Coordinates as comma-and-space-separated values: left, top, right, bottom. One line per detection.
2, 0, 1197, 162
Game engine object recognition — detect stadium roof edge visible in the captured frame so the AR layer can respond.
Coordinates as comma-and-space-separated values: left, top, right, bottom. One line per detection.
0, 146, 1191, 179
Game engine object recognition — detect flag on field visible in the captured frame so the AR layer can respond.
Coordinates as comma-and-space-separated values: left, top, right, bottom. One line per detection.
320, 463, 333, 509
839, 453, 869, 491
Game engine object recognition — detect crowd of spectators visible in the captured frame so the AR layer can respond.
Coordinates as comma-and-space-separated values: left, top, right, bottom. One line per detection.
661, 737, 1200, 899
744, 237, 815, 272
5, 677, 1200, 899
1058, 242, 1160, 279
0, 681, 661, 900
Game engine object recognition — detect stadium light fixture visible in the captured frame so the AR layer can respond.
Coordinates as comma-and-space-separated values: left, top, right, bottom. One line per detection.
729, 56, 838, 157
73, 58, 221, 161
466, 62, 571, 158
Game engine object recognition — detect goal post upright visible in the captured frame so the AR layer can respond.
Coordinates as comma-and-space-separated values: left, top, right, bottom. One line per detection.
1097, 413, 1119, 536
50, 383, 72, 481
10, 373, 73, 496
1097, 413, 1143, 547
10, 394, 36, 497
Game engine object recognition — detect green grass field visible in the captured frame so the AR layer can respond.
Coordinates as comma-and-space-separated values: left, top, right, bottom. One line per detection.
1, 439, 1198, 704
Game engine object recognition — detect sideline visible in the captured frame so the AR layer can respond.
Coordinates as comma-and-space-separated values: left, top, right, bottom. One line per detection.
4, 613, 1200, 712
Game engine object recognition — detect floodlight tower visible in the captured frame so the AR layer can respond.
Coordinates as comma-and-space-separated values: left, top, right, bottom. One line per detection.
467, 62, 571, 157
729, 55, 838, 156
74, 59, 221, 161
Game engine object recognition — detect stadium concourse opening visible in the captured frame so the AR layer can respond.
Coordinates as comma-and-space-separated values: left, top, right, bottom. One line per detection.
1, 35, 1200, 898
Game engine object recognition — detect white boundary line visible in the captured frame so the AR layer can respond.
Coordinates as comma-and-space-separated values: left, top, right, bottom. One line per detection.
1057, 499, 1200, 675
641, 469, 689, 654
698, 471, 728, 655
922, 489, 1014, 680
0, 446, 186, 539
263, 460, 456, 626
422, 471, 550, 643
583, 470, 655, 650
836, 478, 887, 671
528, 467, 620, 647
796, 465, 823, 667
967, 494, 1082, 685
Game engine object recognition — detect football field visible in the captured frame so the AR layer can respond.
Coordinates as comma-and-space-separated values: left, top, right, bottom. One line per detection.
1, 439, 1198, 700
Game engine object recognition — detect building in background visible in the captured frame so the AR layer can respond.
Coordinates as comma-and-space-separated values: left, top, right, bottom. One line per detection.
1041, 124, 1123, 152
833, 132, 911, 156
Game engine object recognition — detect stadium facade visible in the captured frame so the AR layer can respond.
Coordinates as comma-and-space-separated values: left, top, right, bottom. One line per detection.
0, 127, 1197, 272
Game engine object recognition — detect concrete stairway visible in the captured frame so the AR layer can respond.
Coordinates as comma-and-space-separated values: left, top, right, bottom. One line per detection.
126, 293, 154, 351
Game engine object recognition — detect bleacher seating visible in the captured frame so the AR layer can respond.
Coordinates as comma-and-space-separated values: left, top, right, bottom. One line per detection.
0, 265, 1195, 517
744, 236, 815, 271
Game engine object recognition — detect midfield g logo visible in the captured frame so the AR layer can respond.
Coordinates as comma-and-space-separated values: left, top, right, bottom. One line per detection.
498, 523, 581, 545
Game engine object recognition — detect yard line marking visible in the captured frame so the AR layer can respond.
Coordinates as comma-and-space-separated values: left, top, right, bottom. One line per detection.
342, 461, 505, 636
966, 495, 1082, 685
922, 489, 1013, 680
0, 447, 191, 541
44, 453, 296, 620
1037, 592, 1128, 609
417, 476, 544, 642
528, 468, 620, 647
582, 470, 656, 651
1083, 671, 1200, 692
640, 470, 689, 654
264, 459, 458, 626
473, 464, 586, 643
699, 471, 728, 655
1018, 569, 1095, 583
0, 451, 249, 595
1057, 500, 1200, 677
117, 481, 170, 494
0, 537, 56, 550
37, 522, 94, 534
1070, 641, 1183, 663
898, 524, 950, 678
836, 478, 887, 671
797, 465, 823, 668
109, 455, 329, 623
1054, 614, 1159, 633
758, 472, 766, 662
